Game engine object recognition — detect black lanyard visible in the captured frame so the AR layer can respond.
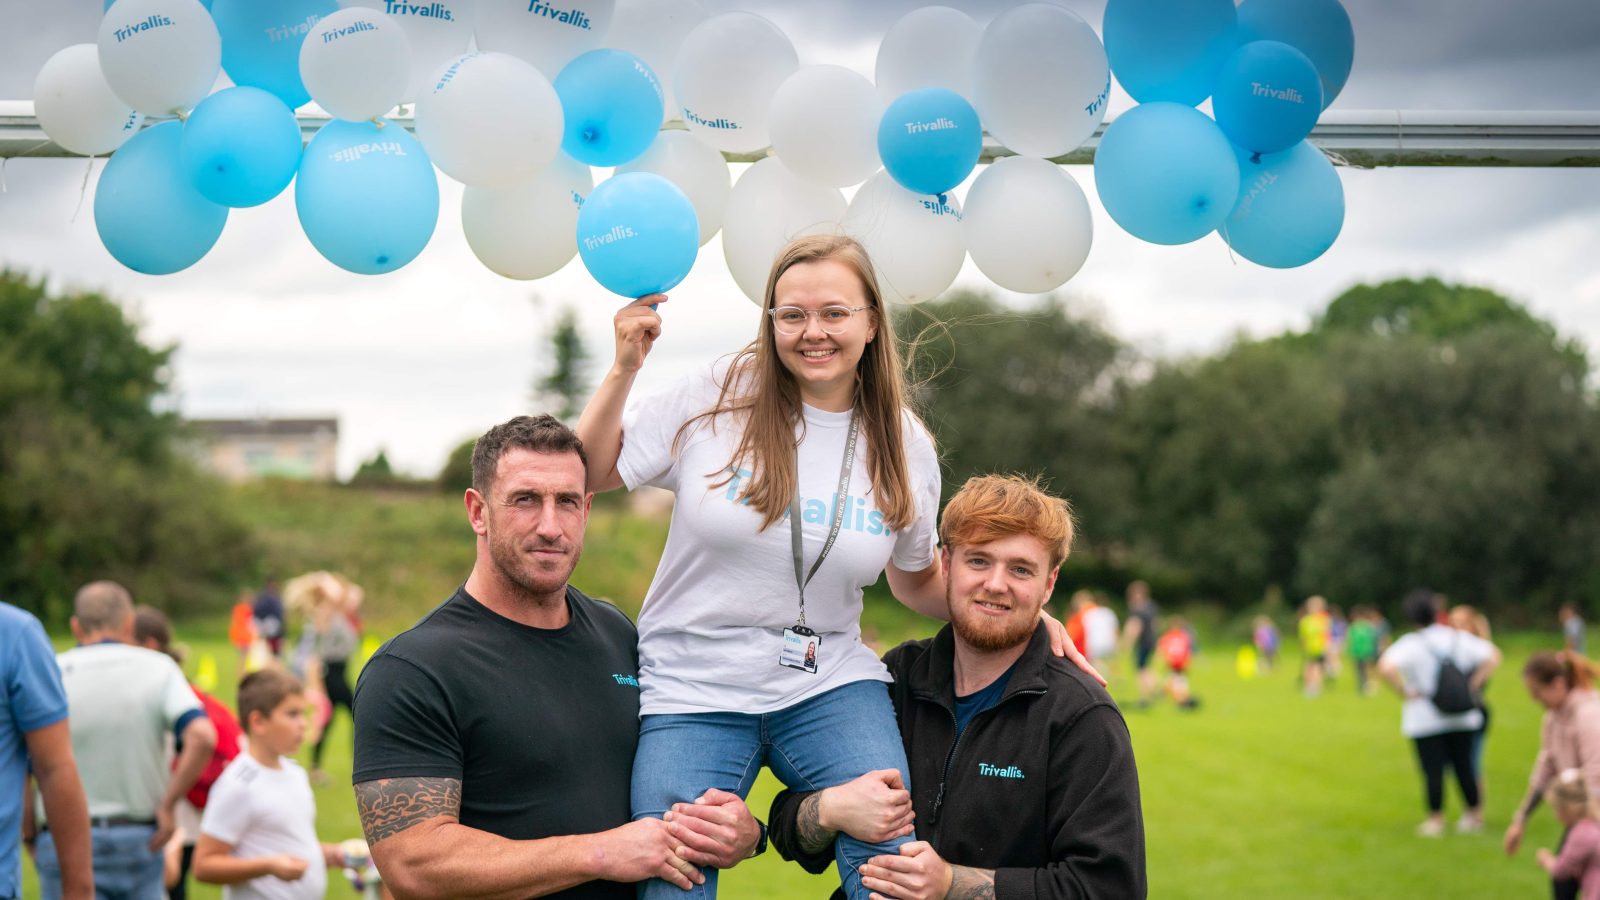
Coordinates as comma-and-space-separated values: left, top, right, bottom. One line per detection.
787, 411, 859, 628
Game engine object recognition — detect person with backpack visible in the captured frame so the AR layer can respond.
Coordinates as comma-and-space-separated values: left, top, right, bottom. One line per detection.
1377, 590, 1501, 837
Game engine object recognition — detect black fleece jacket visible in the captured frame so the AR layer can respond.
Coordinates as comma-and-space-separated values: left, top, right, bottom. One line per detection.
768, 622, 1146, 899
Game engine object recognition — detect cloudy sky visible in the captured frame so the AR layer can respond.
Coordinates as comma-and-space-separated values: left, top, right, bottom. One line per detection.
2, 0, 1598, 477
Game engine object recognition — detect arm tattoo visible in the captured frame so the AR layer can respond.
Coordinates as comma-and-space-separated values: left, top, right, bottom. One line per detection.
796, 793, 838, 856
356, 777, 462, 845
948, 865, 996, 900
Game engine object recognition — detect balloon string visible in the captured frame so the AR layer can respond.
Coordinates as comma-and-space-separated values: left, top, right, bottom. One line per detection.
0, 139, 56, 193
70, 156, 95, 223
1219, 220, 1238, 267
1395, 109, 1404, 163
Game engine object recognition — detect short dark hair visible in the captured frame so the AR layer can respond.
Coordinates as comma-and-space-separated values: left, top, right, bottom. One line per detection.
237, 668, 304, 731
1402, 589, 1440, 628
132, 605, 183, 664
470, 415, 588, 496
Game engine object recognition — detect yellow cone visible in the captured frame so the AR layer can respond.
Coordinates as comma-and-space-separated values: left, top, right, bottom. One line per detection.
195, 653, 219, 692
1236, 645, 1259, 680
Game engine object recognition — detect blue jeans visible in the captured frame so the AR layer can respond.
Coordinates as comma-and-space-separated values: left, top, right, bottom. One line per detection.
632, 680, 913, 900
36, 824, 164, 900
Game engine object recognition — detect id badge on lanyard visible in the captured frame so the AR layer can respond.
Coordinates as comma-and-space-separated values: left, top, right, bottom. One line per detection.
779, 412, 858, 674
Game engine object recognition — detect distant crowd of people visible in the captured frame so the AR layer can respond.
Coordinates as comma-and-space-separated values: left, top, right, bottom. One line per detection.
3, 575, 372, 900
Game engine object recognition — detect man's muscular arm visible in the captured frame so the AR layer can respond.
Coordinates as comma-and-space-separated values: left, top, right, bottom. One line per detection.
357, 777, 700, 900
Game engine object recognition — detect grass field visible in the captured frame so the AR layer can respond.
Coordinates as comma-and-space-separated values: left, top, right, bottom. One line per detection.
15, 483, 1573, 897
21, 626, 1570, 899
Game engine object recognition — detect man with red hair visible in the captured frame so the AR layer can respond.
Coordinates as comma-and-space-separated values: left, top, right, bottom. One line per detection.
756, 474, 1146, 899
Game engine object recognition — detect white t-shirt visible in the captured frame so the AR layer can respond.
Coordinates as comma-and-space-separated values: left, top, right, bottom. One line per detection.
619, 360, 942, 715
1085, 606, 1119, 660
1379, 624, 1495, 738
199, 754, 326, 900
50, 643, 202, 820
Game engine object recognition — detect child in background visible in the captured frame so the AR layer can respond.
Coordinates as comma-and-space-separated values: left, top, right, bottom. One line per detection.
1348, 608, 1380, 696
194, 669, 348, 900
1563, 604, 1588, 655
1158, 619, 1199, 710
1536, 769, 1600, 900
229, 592, 256, 663
1253, 615, 1280, 672
1326, 605, 1348, 682
1299, 596, 1332, 697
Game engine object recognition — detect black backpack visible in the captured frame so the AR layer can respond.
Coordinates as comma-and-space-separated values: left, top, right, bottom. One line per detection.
1430, 633, 1478, 714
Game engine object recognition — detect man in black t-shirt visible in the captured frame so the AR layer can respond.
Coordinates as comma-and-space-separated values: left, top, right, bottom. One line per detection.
352, 415, 761, 899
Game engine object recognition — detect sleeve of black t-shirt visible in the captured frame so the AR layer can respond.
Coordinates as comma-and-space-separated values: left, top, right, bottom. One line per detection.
352, 651, 464, 784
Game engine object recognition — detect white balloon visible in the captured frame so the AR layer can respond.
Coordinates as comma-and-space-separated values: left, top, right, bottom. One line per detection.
615, 130, 729, 246
475, 0, 614, 78
974, 3, 1110, 158
673, 12, 797, 153
96, 0, 221, 116
605, 0, 708, 125
463, 153, 593, 279
962, 156, 1092, 294
337, 0, 475, 103
301, 8, 412, 121
768, 66, 882, 189
842, 170, 964, 305
721, 158, 845, 304
34, 45, 144, 156
875, 6, 980, 103
413, 52, 562, 185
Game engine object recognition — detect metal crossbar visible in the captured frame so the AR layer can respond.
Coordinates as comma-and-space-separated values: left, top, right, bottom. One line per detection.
2, 102, 1597, 167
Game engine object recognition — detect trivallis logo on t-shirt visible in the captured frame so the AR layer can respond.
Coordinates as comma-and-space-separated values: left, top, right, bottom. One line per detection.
721, 468, 890, 536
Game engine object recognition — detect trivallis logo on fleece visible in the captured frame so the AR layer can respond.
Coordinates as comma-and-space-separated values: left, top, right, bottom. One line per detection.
266, 15, 322, 43
526, 1, 592, 30
385, 1, 455, 21
112, 15, 173, 43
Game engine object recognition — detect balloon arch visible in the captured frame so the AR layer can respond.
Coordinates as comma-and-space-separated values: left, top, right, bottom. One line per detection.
32, 0, 1361, 296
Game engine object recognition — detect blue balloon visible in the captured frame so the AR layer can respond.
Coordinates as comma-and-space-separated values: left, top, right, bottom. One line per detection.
1237, 0, 1354, 110
1223, 140, 1343, 267
180, 87, 302, 208
1093, 102, 1239, 245
94, 121, 228, 274
878, 88, 981, 196
1103, 0, 1238, 106
555, 50, 664, 168
577, 172, 699, 298
1213, 41, 1323, 156
209, 0, 338, 109
295, 119, 439, 275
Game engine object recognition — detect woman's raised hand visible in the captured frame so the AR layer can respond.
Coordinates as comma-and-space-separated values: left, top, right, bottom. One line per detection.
613, 294, 666, 374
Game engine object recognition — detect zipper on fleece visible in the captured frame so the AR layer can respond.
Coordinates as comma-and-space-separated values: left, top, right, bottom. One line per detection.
926, 688, 1045, 837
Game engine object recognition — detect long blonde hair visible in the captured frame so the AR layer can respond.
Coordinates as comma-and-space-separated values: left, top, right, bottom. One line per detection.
677, 234, 925, 532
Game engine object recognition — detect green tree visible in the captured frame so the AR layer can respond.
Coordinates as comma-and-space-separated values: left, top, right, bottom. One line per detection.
437, 436, 476, 494
350, 448, 397, 485
1118, 339, 1340, 600
0, 271, 252, 623
896, 291, 1135, 545
535, 306, 591, 421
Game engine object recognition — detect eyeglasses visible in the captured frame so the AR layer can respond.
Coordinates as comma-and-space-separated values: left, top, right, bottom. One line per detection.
767, 305, 872, 335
